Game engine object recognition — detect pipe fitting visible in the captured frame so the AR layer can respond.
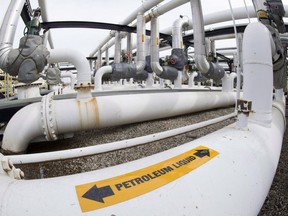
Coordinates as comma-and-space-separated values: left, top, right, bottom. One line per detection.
5, 35, 49, 83
41, 93, 58, 141
159, 66, 179, 81
48, 49, 92, 90
190, 0, 225, 82
168, 48, 187, 71
111, 63, 148, 81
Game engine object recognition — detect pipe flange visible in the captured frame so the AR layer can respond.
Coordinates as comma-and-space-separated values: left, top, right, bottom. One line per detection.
41, 93, 58, 141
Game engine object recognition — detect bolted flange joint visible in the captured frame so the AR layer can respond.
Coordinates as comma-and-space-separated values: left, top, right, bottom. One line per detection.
41, 93, 58, 141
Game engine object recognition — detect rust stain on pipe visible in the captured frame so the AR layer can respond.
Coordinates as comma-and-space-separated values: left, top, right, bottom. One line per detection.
76, 97, 100, 130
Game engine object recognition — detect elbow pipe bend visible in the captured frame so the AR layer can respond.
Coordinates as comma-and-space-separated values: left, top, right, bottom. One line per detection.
2, 93, 100, 154
190, 0, 225, 83
172, 17, 189, 49
1, 103, 43, 154
94, 66, 113, 91
0, 0, 25, 70
48, 49, 92, 88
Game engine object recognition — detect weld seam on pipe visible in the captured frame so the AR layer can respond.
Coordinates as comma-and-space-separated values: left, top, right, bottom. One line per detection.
6, 112, 236, 164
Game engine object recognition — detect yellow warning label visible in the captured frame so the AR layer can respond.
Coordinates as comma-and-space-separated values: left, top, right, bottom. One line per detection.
75, 145, 219, 212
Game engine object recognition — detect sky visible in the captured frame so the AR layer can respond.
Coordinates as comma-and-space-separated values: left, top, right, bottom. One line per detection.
0, 0, 287, 58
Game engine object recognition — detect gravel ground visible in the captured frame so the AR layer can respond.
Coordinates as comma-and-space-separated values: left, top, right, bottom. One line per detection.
13, 106, 288, 215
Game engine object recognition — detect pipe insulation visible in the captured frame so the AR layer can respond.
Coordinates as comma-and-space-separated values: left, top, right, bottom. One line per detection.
1, 91, 236, 153
242, 22, 274, 125
136, 12, 146, 74
0, 0, 25, 70
190, 0, 225, 82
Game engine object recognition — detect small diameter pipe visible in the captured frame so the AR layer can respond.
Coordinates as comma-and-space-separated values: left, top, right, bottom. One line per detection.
136, 12, 146, 73
6, 112, 236, 164
172, 17, 189, 88
150, 17, 163, 75
61, 71, 76, 89
94, 65, 113, 91
190, 0, 209, 73
38, 0, 54, 49
188, 72, 198, 87
89, 0, 165, 57
114, 31, 122, 64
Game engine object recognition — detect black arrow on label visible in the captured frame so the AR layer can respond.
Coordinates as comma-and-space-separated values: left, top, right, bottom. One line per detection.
194, 149, 210, 158
82, 185, 114, 203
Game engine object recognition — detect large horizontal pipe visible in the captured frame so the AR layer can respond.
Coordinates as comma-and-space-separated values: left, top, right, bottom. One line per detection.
2, 91, 236, 153
0, 103, 284, 215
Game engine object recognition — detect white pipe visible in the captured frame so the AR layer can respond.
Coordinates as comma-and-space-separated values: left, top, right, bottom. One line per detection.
136, 12, 146, 73
190, 0, 210, 73
89, 0, 165, 57
114, 31, 121, 64
1, 91, 236, 153
48, 49, 92, 88
188, 72, 198, 87
242, 22, 274, 125
94, 65, 113, 91
97, 0, 191, 56
61, 71, 76, 89
38, 0, 54, 49
96, 49, 102, 69
172, 17, 189, 88
0, 104, 284, 215
7, 112, 236, 164
145, 0, 189, 22
0, 0, 25, 69
105, 48, 109, 65
126, 33, 133, 63
172, 17, 188, 49
222, 72, 237, 92
150, 17, 163, 75
161, 6, 257, 35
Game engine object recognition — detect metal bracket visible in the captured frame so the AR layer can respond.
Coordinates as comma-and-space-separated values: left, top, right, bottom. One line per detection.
237, 99, 252, 115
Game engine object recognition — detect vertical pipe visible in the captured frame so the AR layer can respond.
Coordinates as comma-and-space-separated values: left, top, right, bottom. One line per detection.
190, 0, 210, 73
136, 12, 146, 73
242, 22, 274, 125
172, 17, 188, 88
97, 50, 102, 69
150, 17, 163, 75
105, 48, 109, 65
0, 0, 25, 69
126, 33, 132, 63
172, 17, 188, 49
114, 31, 122, 64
